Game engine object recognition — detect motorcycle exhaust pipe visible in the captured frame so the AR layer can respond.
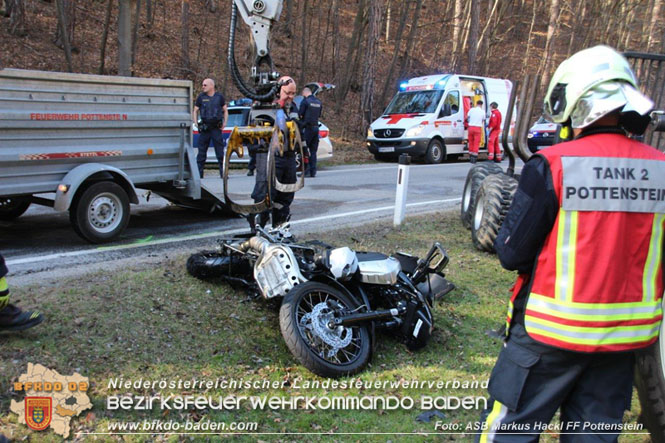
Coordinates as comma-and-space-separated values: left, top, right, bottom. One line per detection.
331, 307, 405, 328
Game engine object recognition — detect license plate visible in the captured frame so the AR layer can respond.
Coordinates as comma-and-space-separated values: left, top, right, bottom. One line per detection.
378, 147, 395, 153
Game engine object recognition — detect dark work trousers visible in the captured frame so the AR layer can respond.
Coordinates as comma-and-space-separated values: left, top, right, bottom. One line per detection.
196, 127, 225, 179
249, 152, 296, 227
248, 150, 257, 172
477, 322, 634, 443
303, 126, 319, 177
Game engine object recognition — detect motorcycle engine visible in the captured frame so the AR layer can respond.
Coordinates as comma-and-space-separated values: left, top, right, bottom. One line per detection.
254, 243, 306, 298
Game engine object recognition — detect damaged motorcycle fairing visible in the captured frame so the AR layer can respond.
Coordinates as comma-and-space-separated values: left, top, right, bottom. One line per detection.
222, 119, 305, 216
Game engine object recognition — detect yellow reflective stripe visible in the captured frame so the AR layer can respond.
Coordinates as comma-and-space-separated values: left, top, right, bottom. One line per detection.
643, 213, 665, 303
525, 322, 660, 346
505, 300, 514, 336
529, 292, 660, 310
0, 277, 7, 292
555, 210, 577, 302
480, 399, 508, 443
525, 316, 661, 346
527, 293, 662, 321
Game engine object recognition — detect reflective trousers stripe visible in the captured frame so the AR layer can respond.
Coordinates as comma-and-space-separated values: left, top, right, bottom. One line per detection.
480, 400, 508, 443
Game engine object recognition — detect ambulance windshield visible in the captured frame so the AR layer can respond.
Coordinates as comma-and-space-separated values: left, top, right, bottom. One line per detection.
384, 90, 443, 115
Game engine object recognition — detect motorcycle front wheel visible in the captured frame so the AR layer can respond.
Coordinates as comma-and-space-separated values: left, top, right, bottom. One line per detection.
279, 281, 371, 378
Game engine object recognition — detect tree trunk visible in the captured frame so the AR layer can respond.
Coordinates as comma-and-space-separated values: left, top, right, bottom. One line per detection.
299, 1, 309, 87
522, 0, 537, 72
450, 0, 463, 69
55, 0, 74, 72
98, 0, 113, 74
54, 0, 75, 51
336, 0, 366, 105
379, 0, 409, 109
331, 0, 340, 79
205, 0, 216, 13
467, 0, 480, 73
180, 0, 190, 72
117, 0, 133, 75
8, 0, 26, 36
131, 0, 141, 65
648, 0, 662, 51
361, 0, 382, 133
539, 0, 559, 82
397, 0, 423, 80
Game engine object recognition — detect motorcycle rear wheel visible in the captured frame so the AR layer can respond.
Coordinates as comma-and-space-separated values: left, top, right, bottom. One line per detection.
280, 281, 371, 378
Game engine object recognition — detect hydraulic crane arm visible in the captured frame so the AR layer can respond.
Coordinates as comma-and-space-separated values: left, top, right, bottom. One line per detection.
229, 0, 284, 102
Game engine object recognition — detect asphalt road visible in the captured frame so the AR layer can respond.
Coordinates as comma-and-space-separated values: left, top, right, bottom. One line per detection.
1, 159, 504, 282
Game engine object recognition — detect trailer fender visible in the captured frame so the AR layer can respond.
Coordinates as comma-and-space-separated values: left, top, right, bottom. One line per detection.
54, 163, 139, 211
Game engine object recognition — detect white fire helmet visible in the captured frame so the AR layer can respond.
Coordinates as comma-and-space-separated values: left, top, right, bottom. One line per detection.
543, 45, 653, 130
328, 247, 359, 281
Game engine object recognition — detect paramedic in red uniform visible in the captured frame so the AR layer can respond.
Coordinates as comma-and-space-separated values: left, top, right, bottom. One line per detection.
487, 101, 502, 162
466, 100, 485, 163
478, 45, 664, 442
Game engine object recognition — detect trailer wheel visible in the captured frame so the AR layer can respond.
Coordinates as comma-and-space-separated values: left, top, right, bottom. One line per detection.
0, 197, 31, 220
471, 174, 518, 252
425, 139, 445, 164
70, 181, 130, 243
460, 163, 503, 229
636, 321, 665, 443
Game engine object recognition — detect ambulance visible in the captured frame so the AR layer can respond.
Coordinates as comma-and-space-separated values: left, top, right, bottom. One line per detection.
366, 74, 514, 163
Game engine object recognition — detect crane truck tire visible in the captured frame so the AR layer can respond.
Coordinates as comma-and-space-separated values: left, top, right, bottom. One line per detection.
460, 162, 504, 229
471, 173, 518, 252
635, 332, 665, 443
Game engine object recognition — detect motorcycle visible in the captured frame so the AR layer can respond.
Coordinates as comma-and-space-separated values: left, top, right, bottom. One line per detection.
186, 224, 455, 378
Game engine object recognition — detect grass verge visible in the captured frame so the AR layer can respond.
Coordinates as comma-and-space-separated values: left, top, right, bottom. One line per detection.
0, 210, 650, 441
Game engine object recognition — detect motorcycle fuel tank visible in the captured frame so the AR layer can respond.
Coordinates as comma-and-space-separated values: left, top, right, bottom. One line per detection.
357, 255, 402, 285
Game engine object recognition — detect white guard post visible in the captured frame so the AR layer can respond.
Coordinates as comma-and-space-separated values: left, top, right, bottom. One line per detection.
393, 154, 411, 226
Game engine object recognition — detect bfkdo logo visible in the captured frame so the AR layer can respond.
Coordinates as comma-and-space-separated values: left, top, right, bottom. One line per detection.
25, 397, 52, 431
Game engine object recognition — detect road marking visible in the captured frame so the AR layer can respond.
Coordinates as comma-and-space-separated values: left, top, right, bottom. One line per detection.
6, 198, 461, 266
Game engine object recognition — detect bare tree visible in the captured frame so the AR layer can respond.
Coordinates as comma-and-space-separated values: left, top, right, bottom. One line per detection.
379, 0, 409, 109
181, 0, 190, 72
397, 0, 423, 79
131, 0, 141, 65
55, 0, 74, 72
7, 0, 26, 36
335, 0, 366, 105
648, 0, 662, 51
539, 0, 560, 89
467, 0, 480, 72
298, 0, 309, 87
118, 0, 134, 76
450, 0, 463, 68
54, 0, 75, 51
361, 0, 383, 133
98, 0, 113, 74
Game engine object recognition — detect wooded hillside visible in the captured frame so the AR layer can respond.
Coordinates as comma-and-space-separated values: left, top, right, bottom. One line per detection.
2, 0, 664, 139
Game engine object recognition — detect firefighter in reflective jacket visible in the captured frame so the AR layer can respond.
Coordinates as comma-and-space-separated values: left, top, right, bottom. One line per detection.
478, 46, 664, 442
298, 87, 322, 177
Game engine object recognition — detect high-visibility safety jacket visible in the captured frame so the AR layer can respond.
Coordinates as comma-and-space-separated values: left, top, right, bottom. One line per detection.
511, 132, 665, 352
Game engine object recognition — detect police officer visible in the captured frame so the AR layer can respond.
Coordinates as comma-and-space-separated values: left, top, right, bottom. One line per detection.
0, 253, 43, 331
249, 76, 299, 228
298, 87, 322, 177
478, 46, 663, 441
193, 78, 228, 179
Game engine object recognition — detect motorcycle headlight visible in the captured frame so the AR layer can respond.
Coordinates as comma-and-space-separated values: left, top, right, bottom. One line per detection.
406, 125, 425, 137
367, 128, 374, 138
